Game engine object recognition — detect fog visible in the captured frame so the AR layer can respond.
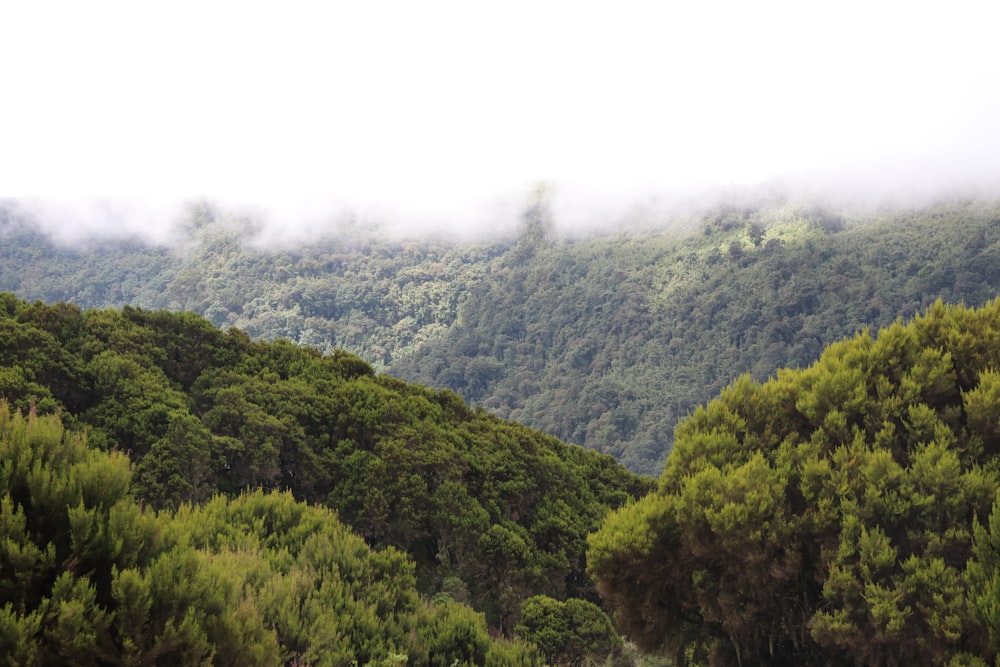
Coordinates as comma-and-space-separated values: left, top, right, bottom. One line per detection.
3, 2, 999, 244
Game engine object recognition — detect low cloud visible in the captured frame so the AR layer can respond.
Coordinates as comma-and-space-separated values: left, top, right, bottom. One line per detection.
4, 196, 187, 246
4, 4, 1000, 245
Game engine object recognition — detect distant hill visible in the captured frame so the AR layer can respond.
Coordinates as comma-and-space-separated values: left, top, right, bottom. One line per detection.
3, 194, 1000, 474
395, 196, 1000, 473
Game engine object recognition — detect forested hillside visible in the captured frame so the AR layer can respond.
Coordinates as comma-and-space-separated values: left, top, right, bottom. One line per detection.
395, 197, 1000, 473
0, 295, 649, 660
4, 195, 1000, 474
0, 201, 504, 366
589, 300, 1000, 665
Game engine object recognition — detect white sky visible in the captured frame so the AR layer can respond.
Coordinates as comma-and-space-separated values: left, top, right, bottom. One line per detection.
2, 1, 1000, 232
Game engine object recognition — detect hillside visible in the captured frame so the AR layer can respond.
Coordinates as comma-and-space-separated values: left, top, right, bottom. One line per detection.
3, 195, 1000, 474
0, 295, 650, 646
395, 196, 1000, 473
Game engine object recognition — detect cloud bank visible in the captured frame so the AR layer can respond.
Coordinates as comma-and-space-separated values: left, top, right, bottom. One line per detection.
2, 1, 999, 240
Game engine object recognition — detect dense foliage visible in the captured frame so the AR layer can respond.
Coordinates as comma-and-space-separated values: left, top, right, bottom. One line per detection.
588, 300, 1000, 665
0, 200, 502, 369
0, 401, 542, 665
397, 197, 1000, 473
4, 196, 1000, 473
516, 595, 623, 666
0, 294, 649, 635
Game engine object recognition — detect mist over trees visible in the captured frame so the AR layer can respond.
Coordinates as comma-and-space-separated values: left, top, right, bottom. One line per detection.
3, 194, 1000, 475
5, 189, 1000, 662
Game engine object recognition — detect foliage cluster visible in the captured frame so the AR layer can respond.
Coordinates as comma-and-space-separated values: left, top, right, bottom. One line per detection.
4, 197, 1000, 475
0, 401, 543, 665
516, 594, 622, 666
0, 293, 650, 636
588, 300, 1000, 665
0, 201, 502, 370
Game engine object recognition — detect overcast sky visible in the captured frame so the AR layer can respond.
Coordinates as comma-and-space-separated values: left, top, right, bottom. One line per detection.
3, 1, 999, 232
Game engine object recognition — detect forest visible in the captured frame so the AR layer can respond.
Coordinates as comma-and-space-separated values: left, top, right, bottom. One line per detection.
7, 287, 1000, 665
3, 194, 1000, 474
4, 193, 1000, 664
0, 406, 538, 666
0, 295, 646, 665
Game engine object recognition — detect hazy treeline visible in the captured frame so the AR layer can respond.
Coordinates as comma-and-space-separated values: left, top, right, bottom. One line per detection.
3, 196, 1000, 474
395, 196, 1000, 473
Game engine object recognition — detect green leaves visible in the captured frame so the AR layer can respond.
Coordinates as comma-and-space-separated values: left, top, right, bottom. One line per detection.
589, 300, 1000, 664
0, 402, 545, 665
6, 196, 1000, 476
0, 292, 648, 657
516, 595, 621, 666
968, 501, 1000, 657
963, 370, 1000, 455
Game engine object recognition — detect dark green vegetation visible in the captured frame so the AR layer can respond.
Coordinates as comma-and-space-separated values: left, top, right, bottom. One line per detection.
0, 294, 650, 664
7, 191, 1000, 663
0, 201, 501, 369
0, 402, 541, 665
396, 197, 1000, 473
5, 196, 1000, 475
589, 300, 1000, 666
516, 595, 623, 666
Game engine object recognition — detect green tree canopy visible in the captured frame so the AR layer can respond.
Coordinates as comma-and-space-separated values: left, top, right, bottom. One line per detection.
516, 595, 622, 666
589, 300, 1000, 665
0, 401, 542, 665
6, 196, 1000, 475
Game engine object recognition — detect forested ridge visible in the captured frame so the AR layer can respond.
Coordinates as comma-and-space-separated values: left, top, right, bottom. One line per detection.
395, 196, 1000, 473
3, 195, 1000, 474
0, 295, 648, 665
7, 192, 1000, 663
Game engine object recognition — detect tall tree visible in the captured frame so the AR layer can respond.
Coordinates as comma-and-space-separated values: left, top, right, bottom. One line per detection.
589, 300, 1000, 665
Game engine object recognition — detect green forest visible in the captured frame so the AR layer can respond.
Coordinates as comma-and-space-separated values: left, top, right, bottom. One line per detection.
0, 407, 536, 666
0, 294, 647, 665
5, 193, 1000, 664
3, 195, 1000, 474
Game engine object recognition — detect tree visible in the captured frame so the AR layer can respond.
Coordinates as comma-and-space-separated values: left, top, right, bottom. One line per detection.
0, 294, 650, 648
589, 301, 1000, 665
516, 595, 621, 666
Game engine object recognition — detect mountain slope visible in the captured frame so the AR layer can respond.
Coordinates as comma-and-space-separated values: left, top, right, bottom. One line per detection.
4, 195, 1000, 474
395, 197, 1000, 472
0, 294, 651, 631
